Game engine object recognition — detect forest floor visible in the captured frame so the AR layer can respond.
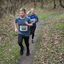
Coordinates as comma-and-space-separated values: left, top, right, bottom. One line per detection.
0, 7, 64, 64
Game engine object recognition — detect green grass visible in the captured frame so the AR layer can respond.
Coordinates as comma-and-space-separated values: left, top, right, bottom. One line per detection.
0, 34, 20, 64
33, 9, 64, 64
37, 11, 52, 19
0, 18, 20, 64
58, 24, 64, 30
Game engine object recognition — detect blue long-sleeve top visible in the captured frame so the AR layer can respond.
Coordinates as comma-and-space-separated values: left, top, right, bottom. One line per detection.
28, 14, 38, 27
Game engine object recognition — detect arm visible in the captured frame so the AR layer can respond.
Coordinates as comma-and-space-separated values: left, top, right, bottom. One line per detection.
13, 22, 18, 32
25, 17, 33, 26
25, 22, 33, 26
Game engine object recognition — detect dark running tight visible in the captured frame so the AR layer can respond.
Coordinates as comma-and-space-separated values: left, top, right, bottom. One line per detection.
18, 34, 30, 53
30, 26, 36, 39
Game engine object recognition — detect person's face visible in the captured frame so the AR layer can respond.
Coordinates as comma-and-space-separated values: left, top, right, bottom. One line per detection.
31, 9, 35, 14
19, 11, 25, 17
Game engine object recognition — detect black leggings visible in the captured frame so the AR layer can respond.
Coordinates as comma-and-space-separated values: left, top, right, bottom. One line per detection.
18, 34, 30, 52
30, 26, 36, 39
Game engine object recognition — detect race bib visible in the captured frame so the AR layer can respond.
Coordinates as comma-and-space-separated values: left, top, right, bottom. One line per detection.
20, 25, 28, 31
31, 19, 36, 22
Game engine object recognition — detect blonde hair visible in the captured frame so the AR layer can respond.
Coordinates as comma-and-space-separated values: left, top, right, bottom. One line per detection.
27, 10, 31, 15
27, 8, 35, 14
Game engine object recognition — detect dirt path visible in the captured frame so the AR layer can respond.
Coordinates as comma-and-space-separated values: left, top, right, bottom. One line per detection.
19, 19, 44, 64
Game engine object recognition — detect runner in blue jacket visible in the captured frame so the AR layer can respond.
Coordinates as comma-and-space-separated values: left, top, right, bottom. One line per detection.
28, 8, 39, 43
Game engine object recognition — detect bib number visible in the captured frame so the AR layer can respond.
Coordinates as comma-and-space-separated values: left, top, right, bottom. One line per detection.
20, 26, 28, 31
31, 19, 36, 23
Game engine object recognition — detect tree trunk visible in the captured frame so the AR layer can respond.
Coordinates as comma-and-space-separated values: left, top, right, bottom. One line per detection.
34, 0, 37, 8
40, 0, 44, 8
53, 0, 56, 9
59, 0, 64, 8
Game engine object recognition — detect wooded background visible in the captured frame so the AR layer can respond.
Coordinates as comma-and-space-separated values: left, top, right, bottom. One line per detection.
0, 0, 64, 17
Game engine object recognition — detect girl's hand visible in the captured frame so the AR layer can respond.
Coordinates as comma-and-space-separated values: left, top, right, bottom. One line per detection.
25, 22, 29, 25
25, 22, 33, 26
15, 28, 18, 32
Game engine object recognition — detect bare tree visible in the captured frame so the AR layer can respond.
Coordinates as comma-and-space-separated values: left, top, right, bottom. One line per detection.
40, 0, 44, 8
53, 0, 56, 9
34, 0, 37, 8
59, 0, 64, 8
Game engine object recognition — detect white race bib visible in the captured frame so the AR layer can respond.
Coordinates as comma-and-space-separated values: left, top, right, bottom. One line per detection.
31, 19, 36, 22
20, 25, 28, 31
